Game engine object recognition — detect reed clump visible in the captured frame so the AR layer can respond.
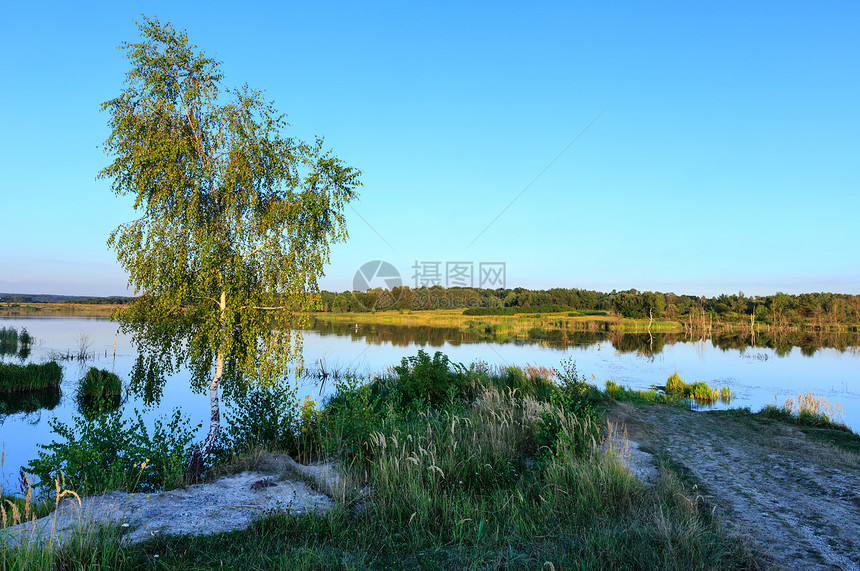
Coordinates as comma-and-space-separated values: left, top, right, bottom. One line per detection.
0, 362, 62, 393
77, 368, 121, 399
663, 371, 732, 404
761, 393, 848, 430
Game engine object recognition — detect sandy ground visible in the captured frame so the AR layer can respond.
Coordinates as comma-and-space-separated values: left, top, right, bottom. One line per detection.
0, 456, 349, 548
610, 402, 860, 571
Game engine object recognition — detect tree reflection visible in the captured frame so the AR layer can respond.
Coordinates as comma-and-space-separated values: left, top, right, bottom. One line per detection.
308, 320, 860, 357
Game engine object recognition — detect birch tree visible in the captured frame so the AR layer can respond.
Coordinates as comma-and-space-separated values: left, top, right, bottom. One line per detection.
99, 17, 361, 477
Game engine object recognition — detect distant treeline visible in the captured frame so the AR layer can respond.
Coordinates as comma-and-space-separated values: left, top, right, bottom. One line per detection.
62, 296, 135, 305
0, 293, 134, 305
316, 286, 860, 326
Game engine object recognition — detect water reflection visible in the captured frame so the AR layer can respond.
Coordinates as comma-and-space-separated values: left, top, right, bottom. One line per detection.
129, 354, 166, 406
0, 388, 61, 418
310, 318, 860, 357
310, 320, 485, 347
77, 394, 123, 418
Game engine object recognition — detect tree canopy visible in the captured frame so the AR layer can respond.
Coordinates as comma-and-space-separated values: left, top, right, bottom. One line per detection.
99, 17, 361, 470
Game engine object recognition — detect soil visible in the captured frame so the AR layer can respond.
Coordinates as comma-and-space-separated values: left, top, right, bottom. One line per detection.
609, 402, 860, 571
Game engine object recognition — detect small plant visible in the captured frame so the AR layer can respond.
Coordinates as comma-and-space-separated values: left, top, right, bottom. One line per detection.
76, 367, 123, 417
219, 379, 300, 457
552, 357, 603, 418
666, 371, 685, 394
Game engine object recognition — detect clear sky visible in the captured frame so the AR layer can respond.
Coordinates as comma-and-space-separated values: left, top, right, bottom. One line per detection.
1, 1, 858, 298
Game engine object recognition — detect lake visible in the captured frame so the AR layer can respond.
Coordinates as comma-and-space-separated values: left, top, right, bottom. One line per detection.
1, 315, 858, 491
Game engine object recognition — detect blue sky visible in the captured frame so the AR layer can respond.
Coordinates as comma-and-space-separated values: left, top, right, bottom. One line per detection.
1, 1, 858, 297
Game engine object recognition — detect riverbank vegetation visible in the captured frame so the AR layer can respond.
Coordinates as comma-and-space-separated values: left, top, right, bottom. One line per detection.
604, 373, 732, 406
0, 362, 62, 393
3, 353, 765, 569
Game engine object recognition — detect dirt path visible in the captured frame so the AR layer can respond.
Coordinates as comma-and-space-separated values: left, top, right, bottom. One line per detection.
610, 403, 860, 571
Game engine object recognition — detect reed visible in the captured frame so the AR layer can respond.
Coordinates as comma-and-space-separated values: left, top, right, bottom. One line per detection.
662, 372, 732, 404
761, 393, 848, 430
0, 362, 62, 393
77, 368, 122, 399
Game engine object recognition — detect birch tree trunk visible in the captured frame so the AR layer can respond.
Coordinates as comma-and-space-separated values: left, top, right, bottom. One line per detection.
187, 291, 226, 480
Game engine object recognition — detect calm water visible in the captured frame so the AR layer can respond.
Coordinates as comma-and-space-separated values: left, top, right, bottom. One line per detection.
1, 315, 858, 491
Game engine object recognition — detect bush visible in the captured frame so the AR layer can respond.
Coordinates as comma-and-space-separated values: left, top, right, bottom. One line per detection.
219, 379, 300, 457
25, 408, 200, 496
552, 358, 603, 418
392, 350, 471, 407
321, 374, 391, 457
662, 372, 731, 404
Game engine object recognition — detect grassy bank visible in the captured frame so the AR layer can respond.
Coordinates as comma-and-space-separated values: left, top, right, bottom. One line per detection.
3, 354, 760, 569
0, 303, 121, 317
312, 309, 684, 342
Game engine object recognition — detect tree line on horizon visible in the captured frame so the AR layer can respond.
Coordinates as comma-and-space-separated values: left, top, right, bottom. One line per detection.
4, 288, 859, 328
317, 286, 860, 326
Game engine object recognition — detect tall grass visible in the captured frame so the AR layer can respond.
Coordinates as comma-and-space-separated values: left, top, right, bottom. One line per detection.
77, 368, 121, 399
0, 362, 62, 393
664, 371, 732, 404
761, 393, 849, 430
0, 326, 33, 358
0, 326, 19, 350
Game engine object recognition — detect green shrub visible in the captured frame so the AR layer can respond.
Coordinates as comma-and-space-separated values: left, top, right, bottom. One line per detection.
25, 408, 200, 496
392, 350, 471, 407
219, 379, 300, 458
321, 374, 390, 457
662, 372, 732, 404
666, 371, 685, 394
552, 358, 604, 417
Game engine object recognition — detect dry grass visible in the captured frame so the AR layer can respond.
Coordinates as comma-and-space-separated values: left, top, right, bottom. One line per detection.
784, 393, 845, 425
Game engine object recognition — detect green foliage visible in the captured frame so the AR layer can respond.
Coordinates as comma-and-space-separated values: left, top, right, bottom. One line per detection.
392, 350, 471, 407
78, 367, 122, 398
666, 371, 685, 394
99, 17, 361, 462
25, 408, 200, 496
604, 380, 690, 407
0, 361, 62, 393
552, 357, 604, 416
662, 371, 732, 404
76, 368, 123, 418
320, 374, 389, 458
219, 380, 300, 457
